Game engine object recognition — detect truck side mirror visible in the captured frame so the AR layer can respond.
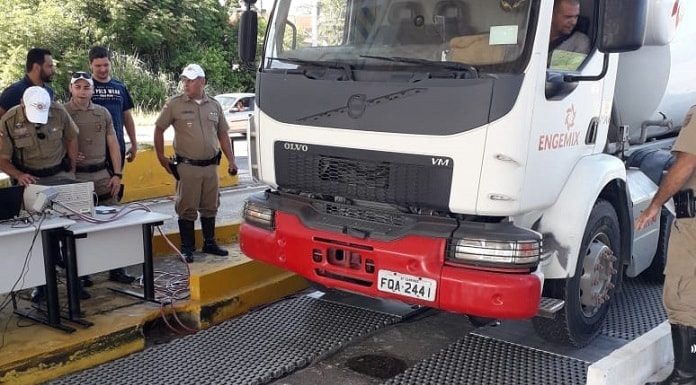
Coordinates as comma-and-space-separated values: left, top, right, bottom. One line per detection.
239, 1, 258, 63
597, 0, 648, 53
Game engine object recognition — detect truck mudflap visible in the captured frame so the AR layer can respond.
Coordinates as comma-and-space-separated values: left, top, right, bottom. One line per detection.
240, 211, 542, 319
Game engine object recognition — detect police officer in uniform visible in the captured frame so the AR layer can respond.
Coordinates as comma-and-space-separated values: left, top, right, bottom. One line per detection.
0, 86, 77, 186
637, 106, 696, 385
65, 71, 122, 205
154, 64, 238, 262
0, 86, 81, 302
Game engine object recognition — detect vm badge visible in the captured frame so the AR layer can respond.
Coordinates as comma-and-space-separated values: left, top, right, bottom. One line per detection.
283, 142, 309, 152
431, 157, 451, 167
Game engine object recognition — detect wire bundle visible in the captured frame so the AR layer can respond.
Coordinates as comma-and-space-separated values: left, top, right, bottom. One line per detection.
56, 201, 199, 335
0, 201, 199, 345
153, 225, 197, 334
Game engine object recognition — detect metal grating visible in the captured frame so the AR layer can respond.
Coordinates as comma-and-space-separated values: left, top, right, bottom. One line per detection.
600, 276, 666, 340
381, 333, 589, 385
50, 296, 399, 385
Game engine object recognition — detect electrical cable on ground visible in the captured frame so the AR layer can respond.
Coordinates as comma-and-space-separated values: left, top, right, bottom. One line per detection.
1, 201, 200, 346
58, 200, 199, 334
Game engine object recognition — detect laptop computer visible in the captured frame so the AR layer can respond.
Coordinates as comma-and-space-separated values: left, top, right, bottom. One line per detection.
0, 185, 25, 221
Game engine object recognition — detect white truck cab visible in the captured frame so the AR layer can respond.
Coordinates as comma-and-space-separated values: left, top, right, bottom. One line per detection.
237, 0, 696, 347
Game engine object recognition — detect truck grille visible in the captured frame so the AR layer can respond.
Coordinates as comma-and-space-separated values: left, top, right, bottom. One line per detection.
318, 157, 390, 190
322, 202, 410, 227
275, 142, 453, 210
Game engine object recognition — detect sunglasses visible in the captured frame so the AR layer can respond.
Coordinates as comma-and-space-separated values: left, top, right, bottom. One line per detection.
71, 71, 92, 80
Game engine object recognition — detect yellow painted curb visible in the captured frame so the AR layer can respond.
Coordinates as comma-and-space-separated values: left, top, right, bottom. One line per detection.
181, 257, 308, 328
153, 223, 240, 257
0, 234, 310, 384
0, 337, 144, 385
193, 272, 308, 328
189, 258, 297, 303
121, 144, 238, 203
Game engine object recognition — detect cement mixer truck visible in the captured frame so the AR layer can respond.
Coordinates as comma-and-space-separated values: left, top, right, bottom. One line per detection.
237, 0, 696, 347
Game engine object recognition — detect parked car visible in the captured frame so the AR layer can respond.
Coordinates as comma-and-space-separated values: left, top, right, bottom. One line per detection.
214, 93, 255, 136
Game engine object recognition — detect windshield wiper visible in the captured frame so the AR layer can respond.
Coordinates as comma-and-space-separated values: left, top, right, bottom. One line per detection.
360, 55, 478, 78
267, 57, 354, 80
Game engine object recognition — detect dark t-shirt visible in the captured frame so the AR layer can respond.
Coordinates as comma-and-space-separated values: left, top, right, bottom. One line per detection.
0, 76, 54, 111
91, 78, 134, 154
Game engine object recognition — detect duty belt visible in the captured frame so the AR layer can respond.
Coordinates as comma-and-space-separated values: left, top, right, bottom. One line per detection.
76, 161, 107, 173
16, 162, 64, 177
175, 151, 221, 167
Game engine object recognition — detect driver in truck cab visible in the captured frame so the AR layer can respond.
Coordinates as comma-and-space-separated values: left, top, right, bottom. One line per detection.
548, 0, 591, 67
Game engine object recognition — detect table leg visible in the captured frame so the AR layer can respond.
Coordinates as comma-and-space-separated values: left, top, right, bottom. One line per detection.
142, 223, 155, 301
42, 230, 60, 325
13, 229, 76, 333
62, 231, 81, 321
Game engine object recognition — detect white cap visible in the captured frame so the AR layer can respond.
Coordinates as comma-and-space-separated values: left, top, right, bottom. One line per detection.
23, 87, 51, 124
180, 64, 205, 80
70, 72, 94, 87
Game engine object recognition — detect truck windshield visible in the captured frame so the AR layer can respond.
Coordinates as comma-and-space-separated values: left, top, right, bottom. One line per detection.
264, 0, 536, 74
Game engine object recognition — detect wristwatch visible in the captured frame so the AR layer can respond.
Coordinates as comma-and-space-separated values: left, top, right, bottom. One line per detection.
113, 173, 122, 178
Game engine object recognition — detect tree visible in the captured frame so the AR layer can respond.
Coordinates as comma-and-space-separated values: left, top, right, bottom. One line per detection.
0, 0, 262, 109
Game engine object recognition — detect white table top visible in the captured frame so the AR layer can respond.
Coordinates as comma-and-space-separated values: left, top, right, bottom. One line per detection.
65, 211, 171, 235
0, 216, 75, 294
0, 216, 75, 237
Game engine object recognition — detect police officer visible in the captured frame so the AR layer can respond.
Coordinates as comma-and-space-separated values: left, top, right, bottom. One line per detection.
637, 106, 696, 385
65, 71, 122, 205
154, 64, 238, 263
0, 87, 77, 186
0, 86, 82, 302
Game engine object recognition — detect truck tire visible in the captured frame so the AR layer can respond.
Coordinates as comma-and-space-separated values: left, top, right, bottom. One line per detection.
642, 208, 673, 283
532, 200, 621, 347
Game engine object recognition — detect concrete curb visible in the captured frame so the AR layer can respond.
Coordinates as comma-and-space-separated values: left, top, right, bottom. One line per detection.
587, 321, 672, 385
152, 222, 240, 257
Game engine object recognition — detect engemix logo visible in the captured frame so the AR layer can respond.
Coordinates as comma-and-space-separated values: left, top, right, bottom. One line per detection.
537, 104, 583, 151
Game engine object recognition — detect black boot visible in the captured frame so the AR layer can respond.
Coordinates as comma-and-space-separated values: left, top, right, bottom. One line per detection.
201, 217, 228, 256
79, 281, 91, 300
109, 268, 135, 284
178, 219, 195, 263
647, 324, 696, 385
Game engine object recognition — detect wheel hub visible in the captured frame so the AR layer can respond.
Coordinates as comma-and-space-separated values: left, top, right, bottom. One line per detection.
578, 236, 617, 317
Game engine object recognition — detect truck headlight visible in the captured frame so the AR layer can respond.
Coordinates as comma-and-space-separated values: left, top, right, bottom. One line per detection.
448, 238, 541, 268
243, 200, 275, 230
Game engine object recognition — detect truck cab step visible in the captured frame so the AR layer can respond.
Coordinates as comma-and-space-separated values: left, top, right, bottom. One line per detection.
537, 297, 565, 318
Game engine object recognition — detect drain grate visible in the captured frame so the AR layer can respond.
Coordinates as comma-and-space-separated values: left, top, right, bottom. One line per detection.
381, 334, 589, 385
601, 277, 666, 340
50, 296, 399, 385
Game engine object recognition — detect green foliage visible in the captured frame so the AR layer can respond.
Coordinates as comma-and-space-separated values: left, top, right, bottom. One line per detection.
0, 0, 268, 110
110, 53, 173, 111
0, 0, 93, 91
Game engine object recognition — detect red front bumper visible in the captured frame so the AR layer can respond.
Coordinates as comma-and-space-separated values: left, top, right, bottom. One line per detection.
240, 211, 541, 319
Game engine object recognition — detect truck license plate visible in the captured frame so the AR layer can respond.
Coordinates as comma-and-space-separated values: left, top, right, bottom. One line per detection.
377, 270, 436, 302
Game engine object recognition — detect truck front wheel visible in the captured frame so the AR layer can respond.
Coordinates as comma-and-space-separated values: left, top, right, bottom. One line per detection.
533, 200, 621, 347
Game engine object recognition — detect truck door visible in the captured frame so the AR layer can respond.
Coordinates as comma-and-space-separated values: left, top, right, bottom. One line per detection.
523, 0, 613, 209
